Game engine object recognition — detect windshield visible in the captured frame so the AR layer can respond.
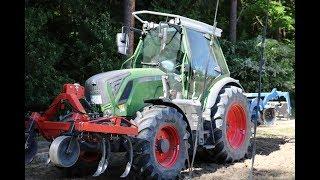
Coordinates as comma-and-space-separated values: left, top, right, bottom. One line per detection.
142, 26, 182, 67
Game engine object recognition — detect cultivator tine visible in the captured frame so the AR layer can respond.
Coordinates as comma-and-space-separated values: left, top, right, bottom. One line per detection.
101, 139, 111, 174
93, 137, 111, 177
120, 136, 133, 178
93, 137, 106, 176
25, 132, 38, 164
25, 119, 38, 165
46, 156, 51, 164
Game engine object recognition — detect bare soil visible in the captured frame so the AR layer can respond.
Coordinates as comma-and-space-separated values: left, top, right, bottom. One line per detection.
25, 118, 295, 180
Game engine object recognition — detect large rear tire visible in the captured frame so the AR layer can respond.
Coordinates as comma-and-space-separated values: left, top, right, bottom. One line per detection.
132, 106, 189, 179
204, 86, 251, 163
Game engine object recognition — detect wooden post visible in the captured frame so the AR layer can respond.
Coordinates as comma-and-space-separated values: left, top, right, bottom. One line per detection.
124, 0, 135, 55
229, 0, 237, 43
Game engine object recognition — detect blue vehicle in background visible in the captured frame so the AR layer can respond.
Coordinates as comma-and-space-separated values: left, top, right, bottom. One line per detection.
244, 88, 292, 126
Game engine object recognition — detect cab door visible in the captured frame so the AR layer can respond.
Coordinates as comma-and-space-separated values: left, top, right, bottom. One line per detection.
185, 28, 222, 100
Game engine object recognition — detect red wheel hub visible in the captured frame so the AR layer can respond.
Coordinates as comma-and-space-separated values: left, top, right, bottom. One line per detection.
226, 103, 247, 149
154, 125, 180, 168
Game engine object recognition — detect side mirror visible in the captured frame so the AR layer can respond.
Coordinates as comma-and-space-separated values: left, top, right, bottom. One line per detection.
116, 33, 129, 55
160, 60, 175, 72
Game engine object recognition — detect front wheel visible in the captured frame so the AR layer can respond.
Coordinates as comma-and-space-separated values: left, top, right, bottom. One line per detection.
132, 106, 189, 179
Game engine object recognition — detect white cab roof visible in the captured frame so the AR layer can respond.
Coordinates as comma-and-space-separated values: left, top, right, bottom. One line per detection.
132, 10, 222, 37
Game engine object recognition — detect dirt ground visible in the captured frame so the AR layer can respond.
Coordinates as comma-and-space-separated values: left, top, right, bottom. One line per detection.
25, 118, 295, 180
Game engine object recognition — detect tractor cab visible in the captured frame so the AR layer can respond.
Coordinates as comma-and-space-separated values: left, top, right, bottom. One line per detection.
117, 10, 230, 102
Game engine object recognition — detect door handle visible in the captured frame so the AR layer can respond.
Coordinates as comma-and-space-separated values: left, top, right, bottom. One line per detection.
214, 66, 221, 73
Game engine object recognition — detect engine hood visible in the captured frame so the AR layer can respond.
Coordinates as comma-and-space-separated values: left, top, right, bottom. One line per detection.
85, 69, 131, 105
85, 68, 164, 116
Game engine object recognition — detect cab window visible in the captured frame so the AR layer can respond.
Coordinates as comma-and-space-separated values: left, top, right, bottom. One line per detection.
186, 29, 220, 78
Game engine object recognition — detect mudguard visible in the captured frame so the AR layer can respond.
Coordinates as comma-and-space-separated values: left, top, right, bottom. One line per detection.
205, 77, 243, 110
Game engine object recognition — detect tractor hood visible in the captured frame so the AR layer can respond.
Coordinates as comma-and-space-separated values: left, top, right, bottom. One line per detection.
85, 69, 132, 105
85, 68, 164, 116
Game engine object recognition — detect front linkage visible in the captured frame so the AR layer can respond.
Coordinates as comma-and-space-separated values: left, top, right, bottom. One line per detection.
25, 83, 138, 177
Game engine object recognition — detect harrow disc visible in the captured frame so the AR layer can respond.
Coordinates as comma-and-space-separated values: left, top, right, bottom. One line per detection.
49, 136, 80, 167
25, 132, 38, 165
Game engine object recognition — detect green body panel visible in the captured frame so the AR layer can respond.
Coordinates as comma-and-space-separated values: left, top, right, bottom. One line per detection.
101, 68, 164, 117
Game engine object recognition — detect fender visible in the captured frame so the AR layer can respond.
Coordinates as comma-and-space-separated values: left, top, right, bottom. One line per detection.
205, 77, 243, 110
144, 98, 193, 136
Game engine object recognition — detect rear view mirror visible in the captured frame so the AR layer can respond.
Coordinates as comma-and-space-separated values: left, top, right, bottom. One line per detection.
116, 33, 129, 55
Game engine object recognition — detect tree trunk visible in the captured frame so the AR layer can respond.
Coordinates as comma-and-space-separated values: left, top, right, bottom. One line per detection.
277, 28, 282, 40
229, 0, 237, 43
124, 0, 135, 55
282, 28, 286, 39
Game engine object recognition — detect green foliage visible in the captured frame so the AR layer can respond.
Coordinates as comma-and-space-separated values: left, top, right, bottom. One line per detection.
25, 0, 295, 109
25, 7, 72, 109
149, 0, 294, 40
25, 0, 122, 109
239, 0, 295, 39
220, 38, 295, 105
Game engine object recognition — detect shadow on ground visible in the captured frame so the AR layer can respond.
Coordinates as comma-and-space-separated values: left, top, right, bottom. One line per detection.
26, 136, 289, 180
246, 137, 287, 157
180, 136, 289, 179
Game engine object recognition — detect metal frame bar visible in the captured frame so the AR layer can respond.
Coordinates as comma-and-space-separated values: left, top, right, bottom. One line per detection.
34, 119, 138, 136
244, 88, 291, 115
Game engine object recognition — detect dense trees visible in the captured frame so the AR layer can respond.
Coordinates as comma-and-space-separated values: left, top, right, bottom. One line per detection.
25, 0, 122, 109
25, 0, 295, 110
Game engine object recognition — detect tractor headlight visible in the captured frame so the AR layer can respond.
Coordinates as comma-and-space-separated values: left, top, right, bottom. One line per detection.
91, 94, 103, 105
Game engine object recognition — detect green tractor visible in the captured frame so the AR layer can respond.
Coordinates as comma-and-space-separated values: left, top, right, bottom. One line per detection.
25, 10, 252, 179
86, 10, 251, 178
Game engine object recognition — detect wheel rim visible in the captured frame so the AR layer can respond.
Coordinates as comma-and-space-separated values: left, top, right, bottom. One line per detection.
154, 125, 180, 168
226, 103, 247, 149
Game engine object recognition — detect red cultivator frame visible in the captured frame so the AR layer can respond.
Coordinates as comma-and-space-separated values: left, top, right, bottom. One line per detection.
25, 83, 138, 177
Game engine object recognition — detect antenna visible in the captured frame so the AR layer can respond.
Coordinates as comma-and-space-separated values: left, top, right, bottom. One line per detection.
249, 0, 269, 179
188, 1, 221, 178
213, 0, 220, 32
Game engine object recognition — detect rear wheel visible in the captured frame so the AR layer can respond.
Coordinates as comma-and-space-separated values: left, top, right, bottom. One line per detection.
204, 86, 251, 163
132, 106, 189, 179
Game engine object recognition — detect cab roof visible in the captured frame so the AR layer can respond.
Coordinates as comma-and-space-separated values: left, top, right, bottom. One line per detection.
132, 10, 222, 37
